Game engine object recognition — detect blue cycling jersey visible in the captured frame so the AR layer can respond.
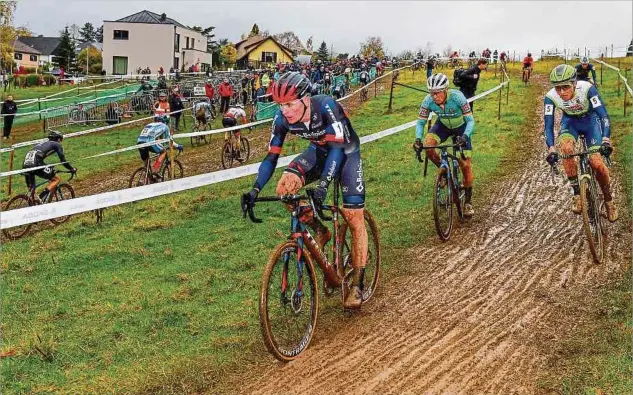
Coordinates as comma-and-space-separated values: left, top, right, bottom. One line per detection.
575, 63, 597, 82
137, 122, 181, 149
415, 89, 475, 140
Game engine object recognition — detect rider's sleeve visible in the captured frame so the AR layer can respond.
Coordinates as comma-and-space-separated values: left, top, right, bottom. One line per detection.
322, 98, 349, 144
455, 93, 475, 138
54, 143, 74, 171
416, 96, 431, 139
254, 113, 288, 191
588, 85, 611, 139
543, 96, 556, 147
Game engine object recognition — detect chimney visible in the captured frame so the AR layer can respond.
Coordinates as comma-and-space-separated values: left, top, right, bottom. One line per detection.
160, 13, 167, 21
38, 34, 43, 37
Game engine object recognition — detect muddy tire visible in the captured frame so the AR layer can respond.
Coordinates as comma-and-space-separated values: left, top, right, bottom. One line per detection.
580, 177, 604, 263
2, 194, 32, 240
49, 183, 75, 225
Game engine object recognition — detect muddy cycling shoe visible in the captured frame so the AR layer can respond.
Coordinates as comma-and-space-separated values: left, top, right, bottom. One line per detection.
571, 195, 582, 215
605, 200, 618, 222
463, 203, 474, 218
314, 226, 332, 249
344, 286, 363, 310
235, 150, 244, 162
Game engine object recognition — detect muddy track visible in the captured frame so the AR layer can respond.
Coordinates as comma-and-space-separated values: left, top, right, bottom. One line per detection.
215, 75, 631, 395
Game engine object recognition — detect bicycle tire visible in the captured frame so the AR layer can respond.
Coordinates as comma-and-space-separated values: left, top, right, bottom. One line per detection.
221, 141, 233, 169
49, 183, 76, 225
259, 240, 319, 362
190, 126, 200, 147
433, 170, 453, 241
580, 178, 604, 263
2, 194, 32, 240
162, 159, 184, 180
239, 137, 250, 162
129, 167, 150, 188
338, 209, 381, 303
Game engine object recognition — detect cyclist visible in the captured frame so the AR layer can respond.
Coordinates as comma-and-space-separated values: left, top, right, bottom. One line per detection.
241, 72, 368, 310
136, 114, 183, 179
22, 131, 76, 203
575, 56, 598, 85
222, 103, 248, 160
194, 100, 214, 129
543, 64, 617, 222
522, 53, 534, 78
413, 73, 476, 217
359, 65, 370, 86
135, 79, 153, 94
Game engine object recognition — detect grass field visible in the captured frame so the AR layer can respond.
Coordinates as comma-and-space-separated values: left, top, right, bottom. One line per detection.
0, 59, 630, 394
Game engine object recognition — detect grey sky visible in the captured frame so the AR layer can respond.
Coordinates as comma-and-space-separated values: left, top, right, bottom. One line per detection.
14, 1, 633, 57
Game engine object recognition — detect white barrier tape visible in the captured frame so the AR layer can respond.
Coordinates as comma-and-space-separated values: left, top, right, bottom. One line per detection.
82, 138, 172, 159
0, 161, 70, 177
591, 58, 633, 96
467, 81, 508, 103
172, 119, 270, 139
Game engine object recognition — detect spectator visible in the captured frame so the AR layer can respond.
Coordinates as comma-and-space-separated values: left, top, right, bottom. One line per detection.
261, 72, 271, 91
59, 67, 65, 85
204, 79, 215, 103
105, 102, 121, 125
426, 56, 435, 79
218, 78, 233, 114
459, 58, 488, 112
1, 95, 17, 140
492, 50, 498, 64
169, 87, 185, 131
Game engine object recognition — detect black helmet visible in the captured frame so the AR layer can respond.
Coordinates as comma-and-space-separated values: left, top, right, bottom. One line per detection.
271, 71, 311, 103
48, 130, 63, 141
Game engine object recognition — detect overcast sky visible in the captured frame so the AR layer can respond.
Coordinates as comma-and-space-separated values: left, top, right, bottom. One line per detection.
14, 1, 633, 57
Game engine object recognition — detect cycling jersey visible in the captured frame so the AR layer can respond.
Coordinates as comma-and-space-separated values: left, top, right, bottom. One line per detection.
137, 122, 181, 152
416, 89, 475, 140
224, 107, 246, 120
359, 71, 370, 84
253, 95, 364, 208
23, 141, 73, 170
575, 63, 597, 82
543, 80, 610, 147
194, 102, 212, 113
523, 56, 533, 67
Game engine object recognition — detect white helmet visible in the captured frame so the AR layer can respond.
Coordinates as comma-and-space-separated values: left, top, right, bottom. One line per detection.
235, 103, 244, 109
427, 73, 449, 92
581, 56, 589, 64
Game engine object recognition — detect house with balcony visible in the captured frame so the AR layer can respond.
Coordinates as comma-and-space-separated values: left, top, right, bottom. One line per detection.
102, 10, 212, 75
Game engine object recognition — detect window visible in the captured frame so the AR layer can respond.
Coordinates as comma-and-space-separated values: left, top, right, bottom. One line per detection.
185, 37, 190, 49
174, 33, 180, 52
191, 39, 194, 50
173, 57, 179, 70
113, 30, 129, 40
113, 56, 128, 75
261, 52, 277, 63
29, 55, 38, 62
14, 53, 22, 60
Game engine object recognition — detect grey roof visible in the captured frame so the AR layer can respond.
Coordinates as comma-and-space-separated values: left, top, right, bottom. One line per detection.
14, 40, 41, 55
17, 36, 61, 55
114, 10, 187, 28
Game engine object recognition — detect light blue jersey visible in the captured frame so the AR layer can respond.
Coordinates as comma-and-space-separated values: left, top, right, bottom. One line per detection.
415, 89, 475, 140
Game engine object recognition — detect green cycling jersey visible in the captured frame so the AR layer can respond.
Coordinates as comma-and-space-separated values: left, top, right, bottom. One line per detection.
415, 89, 475, 139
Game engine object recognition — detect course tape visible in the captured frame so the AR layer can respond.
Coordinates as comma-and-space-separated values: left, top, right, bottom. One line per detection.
0, 73, 509, 229
592, 58, 633, 97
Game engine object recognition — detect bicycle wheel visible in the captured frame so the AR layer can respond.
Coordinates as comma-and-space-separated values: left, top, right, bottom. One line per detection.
338, 210, 381, 303
259, 240, 319, 362
580, 178, 604, 263
162, 159, 184, 180
433, 169, 453, 241
190, 126, 200, 147
239, 137, 250, 162
129, 167, 150, 188
49, 183, 76, 225
221, 141, 233, 169
2, 195, 32, 240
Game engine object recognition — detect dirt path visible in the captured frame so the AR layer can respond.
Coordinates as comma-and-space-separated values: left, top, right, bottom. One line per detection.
214, 76, 631, 395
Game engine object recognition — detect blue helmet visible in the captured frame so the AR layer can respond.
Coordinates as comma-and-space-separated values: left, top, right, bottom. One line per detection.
154, 114, 170, 124
581, 56, 589, 64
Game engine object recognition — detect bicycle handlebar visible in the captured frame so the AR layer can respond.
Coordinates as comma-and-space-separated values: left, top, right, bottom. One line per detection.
242, 190, 333, 223
415, 143, 464, 163
57, 169, 76, 182
558, 147, 602, 159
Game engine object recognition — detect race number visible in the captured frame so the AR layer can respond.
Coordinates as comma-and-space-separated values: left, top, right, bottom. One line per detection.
590, 96, 602, 108
544, 104, 554, 115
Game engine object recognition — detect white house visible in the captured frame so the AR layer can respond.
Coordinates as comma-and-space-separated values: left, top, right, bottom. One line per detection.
102, 10, 212, 75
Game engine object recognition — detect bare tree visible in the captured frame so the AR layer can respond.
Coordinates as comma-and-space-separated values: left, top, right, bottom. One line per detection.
273, 31, 306, 55
442, 45, 453, 58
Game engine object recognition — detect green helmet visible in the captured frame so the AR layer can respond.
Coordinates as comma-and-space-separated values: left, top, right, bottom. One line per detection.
549, 64, 577, 86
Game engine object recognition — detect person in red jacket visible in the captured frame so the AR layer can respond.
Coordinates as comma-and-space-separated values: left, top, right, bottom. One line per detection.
218, 78, 233, 114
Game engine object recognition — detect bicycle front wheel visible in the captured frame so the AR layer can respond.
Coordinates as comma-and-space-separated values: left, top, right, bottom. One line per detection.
221, 141, 233, 169
433, 169, 453, 241
260, 240, 318, 362
2, 195, 32, 240
162, 159, 184, 180
580, 178, 604, 263
239, 137, 250, 162
49, 183, 76, 225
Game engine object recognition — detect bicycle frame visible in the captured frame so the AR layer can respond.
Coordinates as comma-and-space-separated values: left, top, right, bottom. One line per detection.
27, 170, 74, 202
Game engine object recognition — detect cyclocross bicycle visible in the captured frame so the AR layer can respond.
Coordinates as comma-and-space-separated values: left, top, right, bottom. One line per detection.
221, 129, 250, 169
242, 180, 381, 362
551, 138, 610, 263
3, 169, 76, 240
522, 67, 532, 86
416, 137, 467, 241
128, 150, 183, 188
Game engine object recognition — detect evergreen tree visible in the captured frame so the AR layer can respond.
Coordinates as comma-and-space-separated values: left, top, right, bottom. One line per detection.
248, 23, 260, 37
79, 22, 96, 43
96, 25, 103, 43
316, 41, 329, 62
53, 26, 77, 71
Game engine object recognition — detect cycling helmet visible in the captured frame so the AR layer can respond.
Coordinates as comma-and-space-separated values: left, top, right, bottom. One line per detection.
271, 71, 311, 103
159, 91, 167, 98
581, 56, 589, 64
235, 103, 244, 109
527, 53, 532, 57
154, 114, 170, 124
427, 73, 449, 92
549, 64, 577, 86
48, 130, 63, 141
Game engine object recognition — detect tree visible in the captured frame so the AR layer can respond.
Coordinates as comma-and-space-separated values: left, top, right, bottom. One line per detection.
420, 41, 434, 58
96, 25, 103, 43
442, 45, 453, 58
0, 1, 17, 71
248, 23, 260, 37
53, 26, 77, 71
316, 41, 329, 62
68, 23, 81, 41
273, 31, 305, 55
79, 22, 96, 43
220, 42, 237, 67
15, 25, 33, 37
305, 36, 313, 52
190, 25, 217, 52
77, 47, 102, 73
359, 36, 385, 59
398, 50, 414, 60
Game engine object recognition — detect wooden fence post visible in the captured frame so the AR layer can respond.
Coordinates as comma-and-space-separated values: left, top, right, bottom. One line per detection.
7, 135, 15, 196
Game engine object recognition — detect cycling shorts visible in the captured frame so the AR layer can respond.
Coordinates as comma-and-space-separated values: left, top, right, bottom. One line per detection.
222, 117, 238, 130
522, 63, 532, 70
285, 144, 365, 209
138, 142, 164, 161
557, 113, 602, 149
426, 122, 472, 158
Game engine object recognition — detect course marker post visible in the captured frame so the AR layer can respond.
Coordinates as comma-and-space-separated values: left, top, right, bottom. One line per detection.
8, 135, 14, 196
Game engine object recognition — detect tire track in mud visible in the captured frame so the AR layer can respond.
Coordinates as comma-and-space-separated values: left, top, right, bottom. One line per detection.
224, 75, 631, 395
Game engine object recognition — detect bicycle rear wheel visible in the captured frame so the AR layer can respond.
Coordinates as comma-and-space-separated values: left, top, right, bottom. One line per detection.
221, 141, 233, 169
2, 195, 32, 240
259, 240, 318, 362
162, 159, 184, 180
580, 178, 604, 263
338, 210, 381, 303
49, 183, 76, 225
129, 167, 150, 188
433, 169, 453, 240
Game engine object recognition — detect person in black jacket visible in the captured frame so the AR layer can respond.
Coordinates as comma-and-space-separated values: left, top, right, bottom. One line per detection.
169, 87, 185, 131
459, 59, 488, 112
1, 95, 17, 140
